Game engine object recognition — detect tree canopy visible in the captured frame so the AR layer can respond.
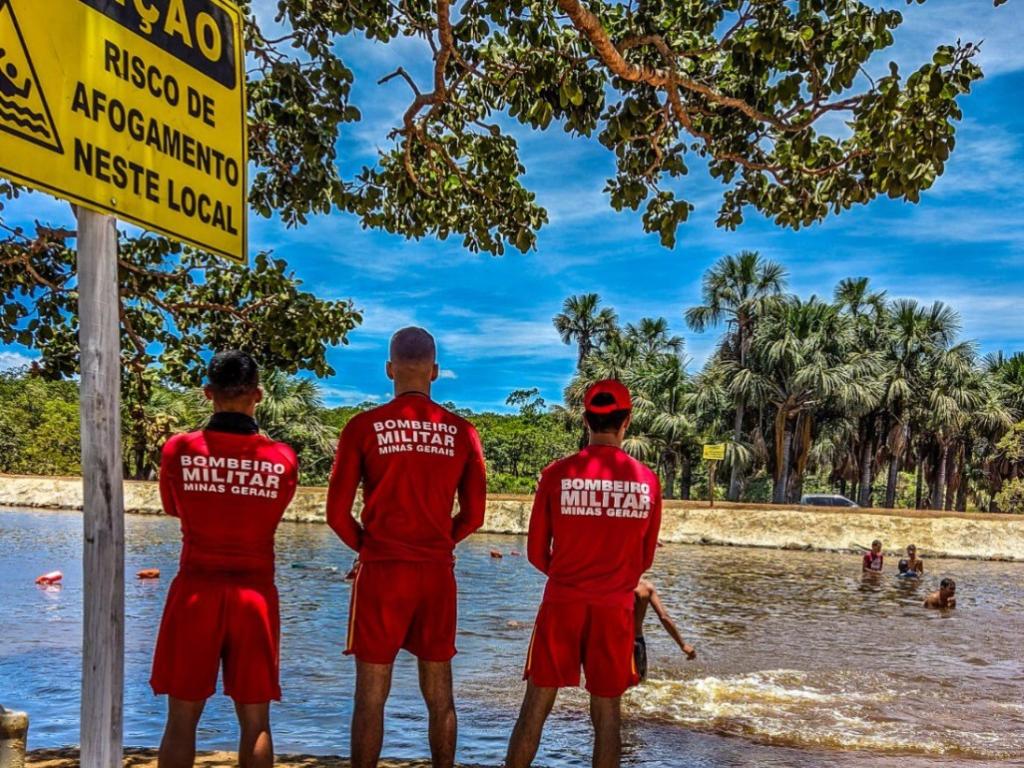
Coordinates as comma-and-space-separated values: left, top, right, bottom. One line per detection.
5, 0, 1001, 258
248, 0, 993, 251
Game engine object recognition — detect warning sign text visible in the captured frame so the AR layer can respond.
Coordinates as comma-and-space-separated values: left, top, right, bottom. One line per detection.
0, 0, 247, 262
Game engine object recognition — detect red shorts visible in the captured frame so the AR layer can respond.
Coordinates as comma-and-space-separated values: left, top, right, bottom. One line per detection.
523, 600, 638, 698
150, 575, 280, 704
346, 561, 457, 664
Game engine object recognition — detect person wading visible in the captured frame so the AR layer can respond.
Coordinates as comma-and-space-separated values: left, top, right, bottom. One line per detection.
151, 351, 299, 768
632, 578, 697, 682
327, 327, 487, 768
506, 380, 663, 768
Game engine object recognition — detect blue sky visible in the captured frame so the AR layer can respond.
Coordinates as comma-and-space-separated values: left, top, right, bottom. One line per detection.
2, 0, 1023, 412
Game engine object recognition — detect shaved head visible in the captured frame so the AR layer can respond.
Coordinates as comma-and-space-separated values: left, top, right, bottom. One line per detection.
390, 327, 437, 365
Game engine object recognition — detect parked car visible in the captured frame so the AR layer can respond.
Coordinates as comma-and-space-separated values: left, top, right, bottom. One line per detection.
799, 494, 859, 508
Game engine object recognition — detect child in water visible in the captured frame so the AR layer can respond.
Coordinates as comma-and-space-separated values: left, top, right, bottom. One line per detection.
898, 544, 924, 577
862, 540, 884, 573
633, 579, 697, 682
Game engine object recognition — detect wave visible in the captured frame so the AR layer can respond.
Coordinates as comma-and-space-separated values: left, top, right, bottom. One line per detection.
0, 94, 45, 123
624, 670, 1024, 760
0, 107, 51, 138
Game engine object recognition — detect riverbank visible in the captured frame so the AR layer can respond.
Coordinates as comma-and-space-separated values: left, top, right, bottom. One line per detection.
3, 473, 1023, 561
26, 749, 461, 767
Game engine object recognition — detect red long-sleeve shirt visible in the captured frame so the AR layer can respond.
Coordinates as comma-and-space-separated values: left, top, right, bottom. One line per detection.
159, 415, 298, 580
326, 393, 488, 562
528, 444, 662, 608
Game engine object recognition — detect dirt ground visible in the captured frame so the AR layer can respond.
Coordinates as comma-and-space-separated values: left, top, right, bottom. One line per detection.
26, 748, 461, 768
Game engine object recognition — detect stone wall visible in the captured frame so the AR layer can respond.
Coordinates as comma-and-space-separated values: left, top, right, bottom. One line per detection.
2, 474, 1023, 561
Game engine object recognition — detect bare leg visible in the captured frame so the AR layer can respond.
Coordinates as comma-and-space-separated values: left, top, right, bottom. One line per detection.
157, 697, 205, 768
418, 660, 457, 768
589, 695, 622, 768
505, 683, 558, 768
235, 701, 273, 768
351, 660, 393, 768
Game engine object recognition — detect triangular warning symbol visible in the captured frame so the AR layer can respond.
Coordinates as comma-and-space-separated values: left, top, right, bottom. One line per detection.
0, 0, 61, 154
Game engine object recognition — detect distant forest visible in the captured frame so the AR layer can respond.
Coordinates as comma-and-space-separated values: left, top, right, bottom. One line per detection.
3, 253, 1024, 512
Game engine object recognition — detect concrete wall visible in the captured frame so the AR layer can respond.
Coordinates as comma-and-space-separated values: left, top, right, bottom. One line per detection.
2, 474, 1023, 561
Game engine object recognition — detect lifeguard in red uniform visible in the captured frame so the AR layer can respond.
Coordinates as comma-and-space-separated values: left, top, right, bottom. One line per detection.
151, 351, 298, 768
326, 327, 487, 768
506, 379, 662, 768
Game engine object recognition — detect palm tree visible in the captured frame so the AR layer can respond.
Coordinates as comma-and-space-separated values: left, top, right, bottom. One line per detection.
564, 319, 697, 498
986, 351, 1024, 414
138, 385, 208, 478
553, 293, 619, 370
685, 251, 787, 501
257, 371, 337, 482
879, 300, 960, 507
738, 296, 883, 503
625, 317, 684, 357
977, 352, 1024, 508
922, 345, 1012, 509
834, 277, 888, 506
629, 349, 694, 499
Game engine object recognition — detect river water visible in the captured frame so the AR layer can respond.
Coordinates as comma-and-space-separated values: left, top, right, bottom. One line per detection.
1, 508, 1022, 767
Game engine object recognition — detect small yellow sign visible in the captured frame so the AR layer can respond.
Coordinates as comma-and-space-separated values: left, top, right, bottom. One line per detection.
0, 0, 247, 262
702, 443, 726, 461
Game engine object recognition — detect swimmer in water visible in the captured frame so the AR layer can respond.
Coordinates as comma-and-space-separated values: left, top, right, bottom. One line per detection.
923, 578, 957, 609
898, 544, 924, 577
862, 539, 884, 573
633, 579, 696, 683
0, 49, 31, 99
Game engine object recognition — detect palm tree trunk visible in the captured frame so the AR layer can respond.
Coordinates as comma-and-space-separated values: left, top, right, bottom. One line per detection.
662, 452, 676, 500
933, 443, 949, 510
885, 456, 899, 508
885, 423, 908, 509
944, 445, 958, 512
955, 442, 970, 512
773, 426, 793, 504
679, 453, 692, 500
914, 452, 924, 509
787, 414, 813, 504
791, 473, 805, 505
727, 401, 745, 501
857, 431, 874, 507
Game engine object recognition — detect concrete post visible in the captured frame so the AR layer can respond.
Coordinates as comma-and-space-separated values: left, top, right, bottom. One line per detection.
0, 706, 29, 768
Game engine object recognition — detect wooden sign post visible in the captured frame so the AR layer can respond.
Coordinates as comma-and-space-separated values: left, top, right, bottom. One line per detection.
0, 0, 247, 761
77, 209, 124, 768
703, 443, 726, 509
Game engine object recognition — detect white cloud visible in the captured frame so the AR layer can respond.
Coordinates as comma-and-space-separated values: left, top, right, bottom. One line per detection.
891, 285, 1024, 351
439, 315, 566, 361
352, 300, 420, 338
887, 1, 1024, 79
319, 386, 384, 407
438, 368, 457, 380
875, 206, 1024, 246
0, 351, 36, 371
929, 121, 1023, 199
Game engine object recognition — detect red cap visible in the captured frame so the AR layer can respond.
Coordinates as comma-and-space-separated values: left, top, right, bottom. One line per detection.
584, 379, 632, 414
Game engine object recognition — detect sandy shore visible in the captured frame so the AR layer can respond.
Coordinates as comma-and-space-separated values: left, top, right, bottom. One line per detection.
26, 749, 464, 767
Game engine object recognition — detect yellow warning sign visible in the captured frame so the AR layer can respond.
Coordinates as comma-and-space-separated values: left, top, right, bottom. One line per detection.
0, 2, 61, 153
702, 443, 726, 461
0, 0, 247, 263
